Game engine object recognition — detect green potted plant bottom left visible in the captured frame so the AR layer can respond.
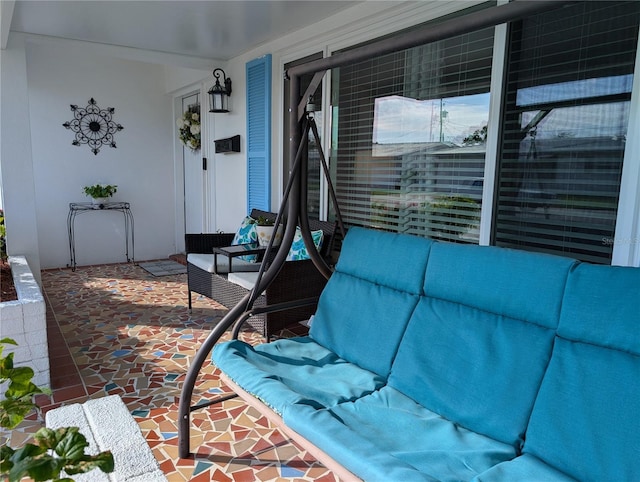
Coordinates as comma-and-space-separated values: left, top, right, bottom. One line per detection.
0, 338, 114, 481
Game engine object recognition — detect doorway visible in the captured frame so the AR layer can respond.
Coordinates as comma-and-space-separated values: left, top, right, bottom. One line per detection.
181, 92, 206, 234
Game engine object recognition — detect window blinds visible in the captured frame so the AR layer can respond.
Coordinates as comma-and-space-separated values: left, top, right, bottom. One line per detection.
330, 27, 494, 242
494, 1, 640, 263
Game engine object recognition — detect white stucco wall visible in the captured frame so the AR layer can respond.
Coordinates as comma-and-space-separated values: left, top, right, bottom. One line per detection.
3, 0, 637, 269
1, 2, 486, 271
21, 37, 176, 269
0, 34, 41, 280
207, 60, 248, 233
208, 1, 483, 230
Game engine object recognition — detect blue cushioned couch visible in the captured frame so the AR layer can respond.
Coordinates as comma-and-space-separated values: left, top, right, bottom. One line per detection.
212, 227, 640, 481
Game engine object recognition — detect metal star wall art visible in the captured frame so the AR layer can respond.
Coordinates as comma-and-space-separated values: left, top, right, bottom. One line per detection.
63, 98, 124, 155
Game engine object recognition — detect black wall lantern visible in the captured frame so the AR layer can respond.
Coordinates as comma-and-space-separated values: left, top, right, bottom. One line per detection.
208, 68, 232, 113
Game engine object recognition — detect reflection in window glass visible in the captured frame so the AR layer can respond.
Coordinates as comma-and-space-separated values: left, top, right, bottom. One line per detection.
331, 27, 494, 243
521, 102, 630, 140
495, 1, 639, 263
374, 93, 489, 145
516, 75, 633, 107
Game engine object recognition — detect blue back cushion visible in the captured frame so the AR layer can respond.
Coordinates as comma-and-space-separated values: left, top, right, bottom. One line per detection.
310, 228, 433, 377
524, 263, 640, 481
423, 242, 575, 327
389, 243, 577, 446
332, 227, 432, 294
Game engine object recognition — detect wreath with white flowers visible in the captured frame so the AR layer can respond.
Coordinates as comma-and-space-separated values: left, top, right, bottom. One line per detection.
176, 109, 201, 151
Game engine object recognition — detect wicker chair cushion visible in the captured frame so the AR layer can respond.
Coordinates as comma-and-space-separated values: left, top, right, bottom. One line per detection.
187, 253, 261, 274
227, 272, 264, 292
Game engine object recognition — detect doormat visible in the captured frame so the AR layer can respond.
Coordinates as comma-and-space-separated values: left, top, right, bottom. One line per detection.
138, 260, 186, 276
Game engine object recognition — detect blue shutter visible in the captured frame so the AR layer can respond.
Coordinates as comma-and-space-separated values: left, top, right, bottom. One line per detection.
246, 54, 272, 213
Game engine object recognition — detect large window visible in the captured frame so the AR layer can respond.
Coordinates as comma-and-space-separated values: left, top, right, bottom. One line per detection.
330, 24, 494, 242
494, 1, 640, 263
324, 1, 639, 263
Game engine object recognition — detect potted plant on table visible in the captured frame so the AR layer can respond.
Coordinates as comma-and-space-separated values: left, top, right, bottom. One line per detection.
82, 184, 117, 205
253, 216, 283, 247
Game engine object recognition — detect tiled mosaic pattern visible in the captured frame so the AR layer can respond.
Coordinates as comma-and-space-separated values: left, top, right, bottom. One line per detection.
6, 263, 340, 481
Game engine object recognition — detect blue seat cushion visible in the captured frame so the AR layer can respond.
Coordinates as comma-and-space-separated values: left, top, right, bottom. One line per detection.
212, 337, 385, 415
522, 263, 640, 481
472, 454, 577, 481
389, 297, 556, 447
284, 386, 516, 482
524, 339, 640, 481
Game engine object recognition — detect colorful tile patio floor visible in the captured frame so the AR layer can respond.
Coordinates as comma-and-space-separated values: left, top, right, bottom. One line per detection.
6, 262, 340, 481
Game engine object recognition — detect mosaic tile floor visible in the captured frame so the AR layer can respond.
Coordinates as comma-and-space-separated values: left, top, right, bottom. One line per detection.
7, 262, 340, 481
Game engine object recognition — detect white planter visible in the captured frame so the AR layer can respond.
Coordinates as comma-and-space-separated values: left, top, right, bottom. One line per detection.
0, 256, 50, 390
256, 225, 283, 247
91, 197, 109, 205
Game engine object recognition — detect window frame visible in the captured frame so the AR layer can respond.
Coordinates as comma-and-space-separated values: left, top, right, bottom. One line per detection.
281, 0, 640, 266
613, 33, 640, 266
492, 2, 640, 264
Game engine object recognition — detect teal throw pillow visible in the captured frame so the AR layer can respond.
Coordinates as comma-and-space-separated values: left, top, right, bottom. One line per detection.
286, 228, 324, 261
231, 216, 258, 262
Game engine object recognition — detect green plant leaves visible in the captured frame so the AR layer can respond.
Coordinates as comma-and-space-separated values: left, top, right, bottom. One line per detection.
4, 443, 60, 482
0, 345, 16, 370
34, 428, 114, 477
252, 215, 275, 226
8, 454, 64, 482
0, 339, 114, 481
82, 184, 117, 198
47, 428, 88, 460
0, 398, 37, 429
1, 423, 115, 482
63, 451, 115, 477
0, 445, 16, 473
1, 342, 48, 430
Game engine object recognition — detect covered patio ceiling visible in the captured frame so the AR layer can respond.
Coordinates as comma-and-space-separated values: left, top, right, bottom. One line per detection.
2, 0, 362, 59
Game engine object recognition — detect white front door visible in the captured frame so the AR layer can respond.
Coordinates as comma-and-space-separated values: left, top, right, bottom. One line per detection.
181, 93, 205, 233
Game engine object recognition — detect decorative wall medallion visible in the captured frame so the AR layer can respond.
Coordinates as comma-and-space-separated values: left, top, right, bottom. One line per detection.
63, 98, 124, 155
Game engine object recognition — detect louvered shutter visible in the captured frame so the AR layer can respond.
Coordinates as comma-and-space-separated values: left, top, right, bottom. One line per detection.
246, 54, 272, 212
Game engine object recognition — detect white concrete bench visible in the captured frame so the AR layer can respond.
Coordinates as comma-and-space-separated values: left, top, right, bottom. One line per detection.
45, 395, 167, 482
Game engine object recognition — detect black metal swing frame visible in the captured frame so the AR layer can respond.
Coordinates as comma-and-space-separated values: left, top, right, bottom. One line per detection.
177, 0, 571, 459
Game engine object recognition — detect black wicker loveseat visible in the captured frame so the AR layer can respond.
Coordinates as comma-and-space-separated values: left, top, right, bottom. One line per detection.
186, 209, 336, 339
